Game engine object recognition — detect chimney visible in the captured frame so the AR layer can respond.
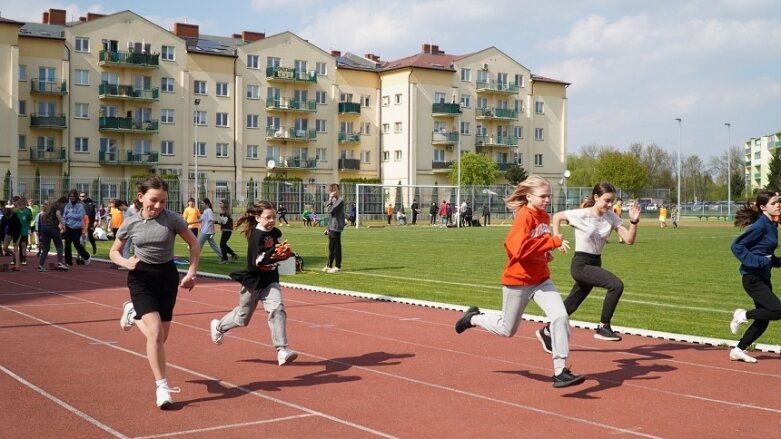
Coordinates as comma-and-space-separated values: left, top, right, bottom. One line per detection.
241, 31, 265, 42
331, 50, 341, 57
173, 23, 199, 39
46, 8, 66, 25
86, 13, 105, 22
232, 33, 242, 40
42, 12, 49, 24
431, 45, 444, 55
421, 43, 431, 54
365, 53, 380, 62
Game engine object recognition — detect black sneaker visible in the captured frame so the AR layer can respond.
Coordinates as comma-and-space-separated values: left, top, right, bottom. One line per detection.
455, 306, 481, 334
552, 368, 585, 388
536, 327, 553, 354
594, 324, 622, 341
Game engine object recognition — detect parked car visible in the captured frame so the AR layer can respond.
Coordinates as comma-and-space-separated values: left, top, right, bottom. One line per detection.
645, 203, 659, 211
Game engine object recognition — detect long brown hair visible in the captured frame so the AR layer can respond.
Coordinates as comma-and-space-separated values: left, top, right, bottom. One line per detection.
582, 181, 617, 208
133, 176, 169, 210
734, 190, 777, 227
235, 200, 276, 240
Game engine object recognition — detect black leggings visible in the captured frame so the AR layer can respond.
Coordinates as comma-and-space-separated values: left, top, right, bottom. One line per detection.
563, 252, 624, 325
327, 230, 342, 268
738, 274, 781, 350
219, 230, 237, 261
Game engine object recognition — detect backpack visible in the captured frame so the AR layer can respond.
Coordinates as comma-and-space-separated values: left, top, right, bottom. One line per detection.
294, 253, 304, 272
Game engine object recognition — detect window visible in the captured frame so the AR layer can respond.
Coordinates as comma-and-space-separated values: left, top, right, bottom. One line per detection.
216, 82, 229, 97
246, 114, 259, 128
315, 119, 328, 133
243, 84, 257, 100
37, 136, 55, 151
382, 150, 390, 161
100, 105, 118, 117
101, 71, 118, 85
514, 74, 525, 88
316, 91, 327, 104
161, 77, 174, 93
477, 69, 488, 83
460, 68, 471, 82
360, 122, 371, 135
497, 99, 509, 110
267, 116, 280, 130
460, 121, 470, 135
382, 123, 390, 134
75, 137, 89, 153
194, 110, 207, 126
246, 145, 259, 159
193, 141, 206, 157
74, 103, 89, 119
161, 109, 175, 124
18, 135, 26, 150
434, 92, 446, 104
394, 150, 402, 161
460, 95, 471, 108
535, 128, 544, 141
294, 59, 308, 75
394, 122, 402, 133
361, 95, 370, 107
360, 150, 371, 163
133, 139, 151, 156
75, 37, 90, 52
194, 80, 207, 95
382, 95, 389, 106
316, 62, 327, 75
216, 112, 229, 127
515, 99, 524, 114
39, 66, 56, 84
534, 153, 543, 167
247, 54, 259, 69
19, 65, 27, 81
434, 149, 445, 162
266, 145, 281, 161
497, 72, 508, 87
477, 96, 488, 109
514, 126, 523, 139
74, 69, 89, 85
316, 148, 327, 161
535, 101, 544, 114
216, 143, 229, 158
161, 140, 174, 155
394, 93, 402, 105
267, 56, 280, 68
18, 100, 26, 116
161, 45, 175, 61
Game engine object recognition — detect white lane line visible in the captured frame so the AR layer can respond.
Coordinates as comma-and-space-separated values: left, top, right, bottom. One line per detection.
0, 364, 129, 439
133, 414, 315, 439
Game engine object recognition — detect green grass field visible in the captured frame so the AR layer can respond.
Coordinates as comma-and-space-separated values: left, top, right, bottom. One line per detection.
96, 217, 781, 346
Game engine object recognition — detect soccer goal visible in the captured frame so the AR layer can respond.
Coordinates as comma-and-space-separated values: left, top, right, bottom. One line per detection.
355, 183, 459, 227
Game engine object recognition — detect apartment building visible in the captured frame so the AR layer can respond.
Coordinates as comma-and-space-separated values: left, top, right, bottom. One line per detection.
0, 8, 568, 203
745, 131, 781, 190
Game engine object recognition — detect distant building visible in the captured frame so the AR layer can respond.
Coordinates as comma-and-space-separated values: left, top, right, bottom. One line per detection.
745, 131, 781, 190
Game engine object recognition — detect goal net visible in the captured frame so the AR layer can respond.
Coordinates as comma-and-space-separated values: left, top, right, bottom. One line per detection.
355, 183, 459, 227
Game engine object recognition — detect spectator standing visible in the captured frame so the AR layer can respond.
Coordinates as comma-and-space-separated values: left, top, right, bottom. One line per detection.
324, 183, 345, 273
182, 197, 201, 237
659, 204, 668, 228
217, 202, 238, 264
482, 204, 491, 226
438, 200, 448, 227
80, 193, 98, 255
411, 199, 419, 225
62, 190, 91, 266
348, 203, 356, 227
430, 201, 438, 225
386, 203, 393, 225
109, 199, 124, 239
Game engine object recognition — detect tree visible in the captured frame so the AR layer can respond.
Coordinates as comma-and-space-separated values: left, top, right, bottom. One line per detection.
630, 142, 675, 189
593, 151, 649, 197
449, 152, 498, 186
504, 163, 528, 186
765, 150, 781, 193
567, 144, 618, 186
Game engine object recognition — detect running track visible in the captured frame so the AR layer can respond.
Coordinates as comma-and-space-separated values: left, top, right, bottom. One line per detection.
1, 263, 779, 438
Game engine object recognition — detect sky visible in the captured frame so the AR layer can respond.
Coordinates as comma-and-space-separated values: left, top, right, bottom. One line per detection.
2, 0, 780, 163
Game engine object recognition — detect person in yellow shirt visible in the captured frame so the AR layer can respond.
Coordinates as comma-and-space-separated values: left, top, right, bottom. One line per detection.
109, 199, 125, 239
182, 197, 201, 237
613, 199, 624, 243
659, 204, 668, 228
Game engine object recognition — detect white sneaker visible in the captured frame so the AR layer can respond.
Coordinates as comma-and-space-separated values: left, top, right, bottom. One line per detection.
326, 267, 341, 273
120, 301, 136, 331
156, 384, 181, 409
322, 266, 330, 272
729, 347, 757, 363
83, 257, 91, 266
277, 348, 298, 366
210, 319, 224, 345
729, 308, 747, 335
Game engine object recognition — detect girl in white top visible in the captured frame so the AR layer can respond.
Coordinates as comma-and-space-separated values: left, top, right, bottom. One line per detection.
197, 198, 223, 260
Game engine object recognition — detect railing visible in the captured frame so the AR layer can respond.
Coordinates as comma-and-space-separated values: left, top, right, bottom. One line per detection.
99, 50, 160, 68
432, 161, 454, 170
31, 79, 67, 95
432, 131, 459, 144
475, 134, 518, 147
338, 132, 362, 144
475, 107, 518, 120
266, 156, 318, 169
431, 102, 461, 115
265, 126, 317, 141
30, 113, 67, 128
265, 66, 317, 83
99, 83, 159, 101
338, 102, 361, 115
475, 80, 520, 94
338, 158, 361, 170
99, 117, 159, 133
266, 97, 317, 112
99, 150, 160, 165
29, 147, 67, 162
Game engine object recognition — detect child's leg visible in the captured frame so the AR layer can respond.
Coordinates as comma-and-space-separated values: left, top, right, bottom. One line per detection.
533, 279, 570, 372
472, 284, 534, 337
216, 286, 261, 332
260, 283, 289, 349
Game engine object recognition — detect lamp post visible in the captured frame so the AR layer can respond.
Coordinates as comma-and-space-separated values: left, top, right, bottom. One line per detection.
675, 118, 682, 221
563, 169, 571, 210
194, 98, 200, 207
456, 100, 462, 229
725, 122, 731, 219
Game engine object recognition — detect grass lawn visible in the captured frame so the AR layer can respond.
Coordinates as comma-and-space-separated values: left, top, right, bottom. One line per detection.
96, 217, 781, 346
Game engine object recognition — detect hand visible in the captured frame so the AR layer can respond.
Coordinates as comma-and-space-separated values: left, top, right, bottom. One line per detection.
122, 255, 141, 271
629, 201, 641, 221
558, 238, 570, 253
180, 272, 196, 290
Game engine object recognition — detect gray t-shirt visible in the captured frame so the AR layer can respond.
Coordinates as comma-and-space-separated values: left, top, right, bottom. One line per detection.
564, 208, 622, 255
116, 209, 188, 264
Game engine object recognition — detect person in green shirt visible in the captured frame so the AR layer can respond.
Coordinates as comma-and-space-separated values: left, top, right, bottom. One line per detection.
16, 197, 33, 265
27, 198, 40, 252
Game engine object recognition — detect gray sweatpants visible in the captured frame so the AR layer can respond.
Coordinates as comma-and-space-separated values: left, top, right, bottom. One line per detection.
471, 279, 570, 372
214, 283, 289, 349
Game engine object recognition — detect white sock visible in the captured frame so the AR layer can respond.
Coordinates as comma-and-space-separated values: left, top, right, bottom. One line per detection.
155, 378, 168, 388
554, 367, 564, 375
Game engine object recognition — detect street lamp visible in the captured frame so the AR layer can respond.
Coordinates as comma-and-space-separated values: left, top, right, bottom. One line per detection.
455, 94, 462, 229
194, 98, 200, 207
563, 169, 571, 210
675, 118, 682, 222
725, 122, 731, 219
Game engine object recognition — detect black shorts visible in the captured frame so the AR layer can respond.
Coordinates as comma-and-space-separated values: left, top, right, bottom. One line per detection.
127, 260, 180, 321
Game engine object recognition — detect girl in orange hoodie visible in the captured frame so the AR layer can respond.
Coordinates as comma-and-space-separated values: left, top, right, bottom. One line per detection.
454, 175, 584, 388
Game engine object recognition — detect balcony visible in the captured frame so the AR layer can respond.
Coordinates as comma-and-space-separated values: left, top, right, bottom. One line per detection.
31, 79, 67, 95
266, 156, 317, 169
266, 97, 317, 113
99, 83, 159, 101
476, 80, 520, 94
265, 127, 317, 142
99, 117, 159, 133
265, 66, 317, 83
475, 135, 519, 148
338, 102, 361, 115
99, 150, 160, 165
99, 50, 160, 69
30, 113, 67, 129
475, 108, 518, 120
338, 158, 361, 171
29, 147, 67, 162
338, 132, 361, 144
495, 162, 514, 172
431, 102, 461, 116
432, 160, 454, 171
432, 131, 459, 145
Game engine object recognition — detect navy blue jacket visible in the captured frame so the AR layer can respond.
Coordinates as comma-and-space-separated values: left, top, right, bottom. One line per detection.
731, 214, 781, 279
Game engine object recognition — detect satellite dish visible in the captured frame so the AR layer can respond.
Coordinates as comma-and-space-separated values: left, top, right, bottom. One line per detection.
563, 170, 571, 178
267, 159, 276, 170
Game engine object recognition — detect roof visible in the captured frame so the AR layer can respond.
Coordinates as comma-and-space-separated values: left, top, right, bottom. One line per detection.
185, 33, 241, 57
531, 74, 570, 86
0, 16, 24, 25
380, 52, 467, 72
18, 22, 64, 39
336, 53, 381, 71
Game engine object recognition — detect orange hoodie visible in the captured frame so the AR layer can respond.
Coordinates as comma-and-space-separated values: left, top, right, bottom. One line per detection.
501, 205, 562, 286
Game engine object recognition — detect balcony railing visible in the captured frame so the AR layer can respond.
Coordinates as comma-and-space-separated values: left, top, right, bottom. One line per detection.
99, 50, 160, 69
432, 131, 459, 144
31, 79, 67, 95
475, 134, 519, 147
266, 97, 317, 112
99, 150, 160, 165
99, 83, 159, 101
338, 158, 361, 170
475, 80, 520, 94
338, 132, 361, 144
338, 102, 361, 115
266, 156, 318, 169
99, 117, 159, 133
265, 126, 317, 141
431, 102, 461, 116
432, 160, 454, 170
265, 66, 317, 83
29, 147, 67, 162
495, 162, 513, 172
475, 107, 518, 120
30, 113, 67, 129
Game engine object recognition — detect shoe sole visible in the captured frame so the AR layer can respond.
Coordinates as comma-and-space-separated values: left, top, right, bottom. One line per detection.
593, 333, 622, 341
210, 320, 224, 345
157, 400, 173, 410
120, 301, 134, 331
536, 329, 553, 354
553, 375, 585, 388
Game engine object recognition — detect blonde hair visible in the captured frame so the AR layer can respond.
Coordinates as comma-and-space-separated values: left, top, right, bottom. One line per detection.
505, 175, 550, 211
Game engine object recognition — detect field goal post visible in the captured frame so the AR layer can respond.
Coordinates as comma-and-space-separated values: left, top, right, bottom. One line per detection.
355, 183, 459, 228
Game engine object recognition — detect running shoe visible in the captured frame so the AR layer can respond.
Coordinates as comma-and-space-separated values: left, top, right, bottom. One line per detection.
156, 384, 181, 409
210, 319, 224, 345
729, 347, 757, 363
536, 327, 553, 354
553, 368, 585, 388
120, 301, 136, 331
594, 324, 622, 341
277, 348, 298, 366
455, 306, 481, 334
